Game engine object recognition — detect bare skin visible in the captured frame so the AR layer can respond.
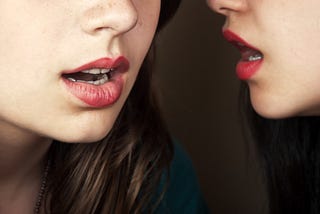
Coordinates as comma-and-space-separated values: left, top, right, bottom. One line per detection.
0, 124, 51, 213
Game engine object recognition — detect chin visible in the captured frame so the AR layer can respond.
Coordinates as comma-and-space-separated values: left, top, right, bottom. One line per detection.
249, 89, 320, 119
250, 93, 300, 119
55, 134, 106, 144
52, 125, 112, 143
55, 109, 121, 143
252, 104, 293, 119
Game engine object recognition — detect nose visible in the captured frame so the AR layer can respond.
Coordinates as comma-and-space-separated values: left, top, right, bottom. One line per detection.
207, 0, 248, 16
81, 0, 138, 36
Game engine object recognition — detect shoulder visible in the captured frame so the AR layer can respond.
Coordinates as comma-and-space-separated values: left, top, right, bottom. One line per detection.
154, 140, 210, 214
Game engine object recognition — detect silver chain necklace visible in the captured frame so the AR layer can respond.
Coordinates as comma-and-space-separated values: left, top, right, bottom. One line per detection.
34, 159, 50, 214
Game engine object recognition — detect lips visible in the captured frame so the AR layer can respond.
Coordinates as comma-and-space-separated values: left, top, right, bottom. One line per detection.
61, 56, 130, 108
223, 30, 263, 80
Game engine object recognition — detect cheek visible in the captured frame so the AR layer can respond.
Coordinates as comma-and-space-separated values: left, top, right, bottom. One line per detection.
0, 8, 58, 85
131, 0, 160, 50
123, 3, 160, 76
0, 29, 54, 107
267, 25, 320, 91
258, 8, 320, 92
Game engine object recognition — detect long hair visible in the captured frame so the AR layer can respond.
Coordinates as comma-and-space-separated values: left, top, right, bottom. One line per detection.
240, 83, 320, 214
45, 1, 181, 213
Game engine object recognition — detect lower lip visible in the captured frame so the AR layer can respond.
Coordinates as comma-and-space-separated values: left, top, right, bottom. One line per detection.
62, 75, 124, 108
236, 59, 263, 80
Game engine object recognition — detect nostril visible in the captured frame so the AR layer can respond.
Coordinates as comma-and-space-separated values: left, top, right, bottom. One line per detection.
220, 7, 230, 12
207, 1, 229, 15
96, 27, 104, 31
213, 7, 231, 16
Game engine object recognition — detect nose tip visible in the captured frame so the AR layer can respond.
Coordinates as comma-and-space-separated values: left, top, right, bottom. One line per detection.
207, 0, 221, 14
81, 1, 138, 36
207, 0, 247, 16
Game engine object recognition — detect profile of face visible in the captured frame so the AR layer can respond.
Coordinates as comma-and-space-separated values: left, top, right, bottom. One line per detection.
208, 0, 320, 118
0, 0, 160, 142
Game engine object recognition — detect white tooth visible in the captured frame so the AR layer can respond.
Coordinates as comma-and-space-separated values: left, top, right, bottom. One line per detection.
81, 69, 90, 73
86, 81, 94, 84
77, 80, 87, 83
101, 69, 110, 74
89, 68, 101, 74
67, 77, 76, 82
81, 68, 101, 74
99, 79, 105, 85
248, 54, 262, 61
93, 80, 100, 85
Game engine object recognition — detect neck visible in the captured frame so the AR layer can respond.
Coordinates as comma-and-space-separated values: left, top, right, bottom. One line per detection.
0, 126, 52, 180
0, 121, 52, 212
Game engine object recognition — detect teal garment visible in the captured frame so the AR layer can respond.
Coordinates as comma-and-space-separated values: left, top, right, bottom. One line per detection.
154, 142, 210, 214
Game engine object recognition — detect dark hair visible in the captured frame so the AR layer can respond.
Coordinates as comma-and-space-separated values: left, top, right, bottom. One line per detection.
45, 1, 181, 213
240, 83, 320, 214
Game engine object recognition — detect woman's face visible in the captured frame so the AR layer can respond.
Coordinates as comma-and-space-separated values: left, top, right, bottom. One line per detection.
0, 0, 160, 142
208, 0, 320, 118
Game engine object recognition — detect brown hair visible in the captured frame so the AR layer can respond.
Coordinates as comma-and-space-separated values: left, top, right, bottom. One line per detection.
45, 1, 181, 213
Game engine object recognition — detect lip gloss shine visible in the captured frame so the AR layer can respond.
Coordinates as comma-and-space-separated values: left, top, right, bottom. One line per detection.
62, 56, 129, 108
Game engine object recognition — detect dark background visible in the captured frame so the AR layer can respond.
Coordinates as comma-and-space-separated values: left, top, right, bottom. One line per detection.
155, 1, 267, 213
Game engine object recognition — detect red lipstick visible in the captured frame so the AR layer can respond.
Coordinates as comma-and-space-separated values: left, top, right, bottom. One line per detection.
223, 30, 263, 80
62, 56, 129, 108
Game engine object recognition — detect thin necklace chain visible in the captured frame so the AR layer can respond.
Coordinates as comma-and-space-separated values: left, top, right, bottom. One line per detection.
34, 159, 50, 214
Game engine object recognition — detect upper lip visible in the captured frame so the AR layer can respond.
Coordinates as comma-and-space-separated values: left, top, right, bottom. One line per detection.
63, 56, 130, 74
222, 29, 260, 52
